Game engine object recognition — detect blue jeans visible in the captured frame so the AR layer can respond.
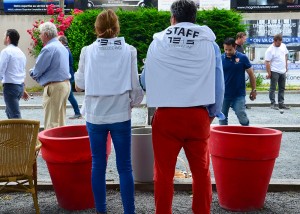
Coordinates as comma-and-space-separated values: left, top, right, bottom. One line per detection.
86, 120, 135, 214
219, 96, 249, 126
3, 83, 24, 119
68, 85, 81, 115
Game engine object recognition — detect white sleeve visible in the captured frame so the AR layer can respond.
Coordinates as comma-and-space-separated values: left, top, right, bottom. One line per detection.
129, 46, 144, 107
0, 50, 9, 81
264, 47, 272, 61
285, 46, 289, 55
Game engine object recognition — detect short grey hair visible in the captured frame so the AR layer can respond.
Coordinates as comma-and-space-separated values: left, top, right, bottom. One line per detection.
39, 22, 57, 39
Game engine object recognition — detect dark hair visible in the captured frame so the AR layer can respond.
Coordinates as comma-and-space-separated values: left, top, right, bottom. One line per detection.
223, 37, 236, 47
6, 29, 20, 46
170, 0, 197, 24
58, 35, 68, 45
273, 34, 283, 41
236, 32, 246, 39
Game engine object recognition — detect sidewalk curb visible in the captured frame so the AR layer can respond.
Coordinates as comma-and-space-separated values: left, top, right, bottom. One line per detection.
36, 179, 300, 192
210, 124, 300, 132
256, 124, 300, 132
1, 103, 299, 109
35, 125, 300, 132
0, 103, 147, 110
0, 92, 85, 96
247, 103, 300, 107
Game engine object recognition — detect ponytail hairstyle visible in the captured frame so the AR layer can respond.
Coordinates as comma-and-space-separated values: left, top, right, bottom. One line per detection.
95, 9, 120, 38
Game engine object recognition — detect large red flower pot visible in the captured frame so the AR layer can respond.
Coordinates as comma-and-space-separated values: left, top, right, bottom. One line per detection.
209, 125, 282, 212
38, 125, 111, 211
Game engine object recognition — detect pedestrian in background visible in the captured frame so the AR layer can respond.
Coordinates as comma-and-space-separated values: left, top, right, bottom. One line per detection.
265, 34, 290, 110
30, 22, 70, 129
141, 0, 224, 213
235, 32, 252, 109
75, 9, 144, 214
235, 32, 247, 54
0, 29, 29, 119
220, 37, 257, 126
58, 35, 82, 119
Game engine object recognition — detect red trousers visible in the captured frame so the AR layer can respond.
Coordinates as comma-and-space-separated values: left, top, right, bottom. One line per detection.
152, 107, 212, 214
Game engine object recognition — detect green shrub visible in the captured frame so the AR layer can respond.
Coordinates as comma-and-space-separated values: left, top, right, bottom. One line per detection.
25, 85, 44, 92
117, 9, 170, 69
256, 73, 264, 87
196, 8, 246, 49
246, 73, 264, 89
65, 9, 99, 69
66, 8, 246, 71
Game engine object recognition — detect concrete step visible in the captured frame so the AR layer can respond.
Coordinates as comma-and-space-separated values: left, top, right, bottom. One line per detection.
35, 178, 300, 192
0, 103, 299, 110
229, 124, 300, 132
0, 103, 147, 110
247, 103, 300, 107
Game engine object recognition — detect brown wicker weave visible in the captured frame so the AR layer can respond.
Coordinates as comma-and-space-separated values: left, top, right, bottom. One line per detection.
0, 119, 41, 214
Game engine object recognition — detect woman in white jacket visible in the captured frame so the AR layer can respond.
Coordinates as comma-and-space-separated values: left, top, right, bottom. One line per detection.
75, 9, 144, 214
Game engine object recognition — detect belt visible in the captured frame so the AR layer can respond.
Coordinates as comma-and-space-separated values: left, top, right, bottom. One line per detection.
43, 79, 69, 87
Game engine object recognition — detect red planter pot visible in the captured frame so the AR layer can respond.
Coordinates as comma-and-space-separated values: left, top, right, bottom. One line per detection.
209, 125, 282, 212
38, 125, 111, 211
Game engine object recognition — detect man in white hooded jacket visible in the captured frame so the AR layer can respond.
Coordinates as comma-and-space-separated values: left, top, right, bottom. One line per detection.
141, 0, 224, 213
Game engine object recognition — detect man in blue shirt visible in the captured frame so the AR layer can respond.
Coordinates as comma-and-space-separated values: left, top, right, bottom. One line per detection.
220, 37, 257, 126
30, 22, 70, 129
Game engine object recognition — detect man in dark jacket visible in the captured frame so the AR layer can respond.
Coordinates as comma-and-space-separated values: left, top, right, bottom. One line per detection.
58, 35, 82, 119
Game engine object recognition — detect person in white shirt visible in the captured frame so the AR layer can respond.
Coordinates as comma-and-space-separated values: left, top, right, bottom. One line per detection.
75, 9, 144, 214
0, 29, 29, 118
265, 34, 290, 110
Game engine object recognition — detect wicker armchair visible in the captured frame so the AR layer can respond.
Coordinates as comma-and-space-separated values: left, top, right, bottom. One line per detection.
0, 119, 41, 214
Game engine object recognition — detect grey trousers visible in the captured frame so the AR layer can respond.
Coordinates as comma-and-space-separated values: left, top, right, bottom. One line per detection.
269, 71, 286, 105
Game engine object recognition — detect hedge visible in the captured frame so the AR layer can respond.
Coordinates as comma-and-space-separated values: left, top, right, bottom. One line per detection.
66, 8, 246, 71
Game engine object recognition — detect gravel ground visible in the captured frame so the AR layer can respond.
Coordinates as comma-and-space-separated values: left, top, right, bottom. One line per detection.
1, 92, 299, 181
1, 92, 300, 213
0, 190, 299, 214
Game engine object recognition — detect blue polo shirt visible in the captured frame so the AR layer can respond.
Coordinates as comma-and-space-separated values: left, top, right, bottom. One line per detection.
222, 51, 252, 99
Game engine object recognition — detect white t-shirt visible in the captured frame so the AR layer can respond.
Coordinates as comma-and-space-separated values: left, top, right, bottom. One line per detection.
265, 43, 288, 74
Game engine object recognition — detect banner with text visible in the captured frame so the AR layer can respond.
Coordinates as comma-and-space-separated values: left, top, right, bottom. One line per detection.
4, 0, 74, 13
158, 0, 230, 11
232, 0, 300, 11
